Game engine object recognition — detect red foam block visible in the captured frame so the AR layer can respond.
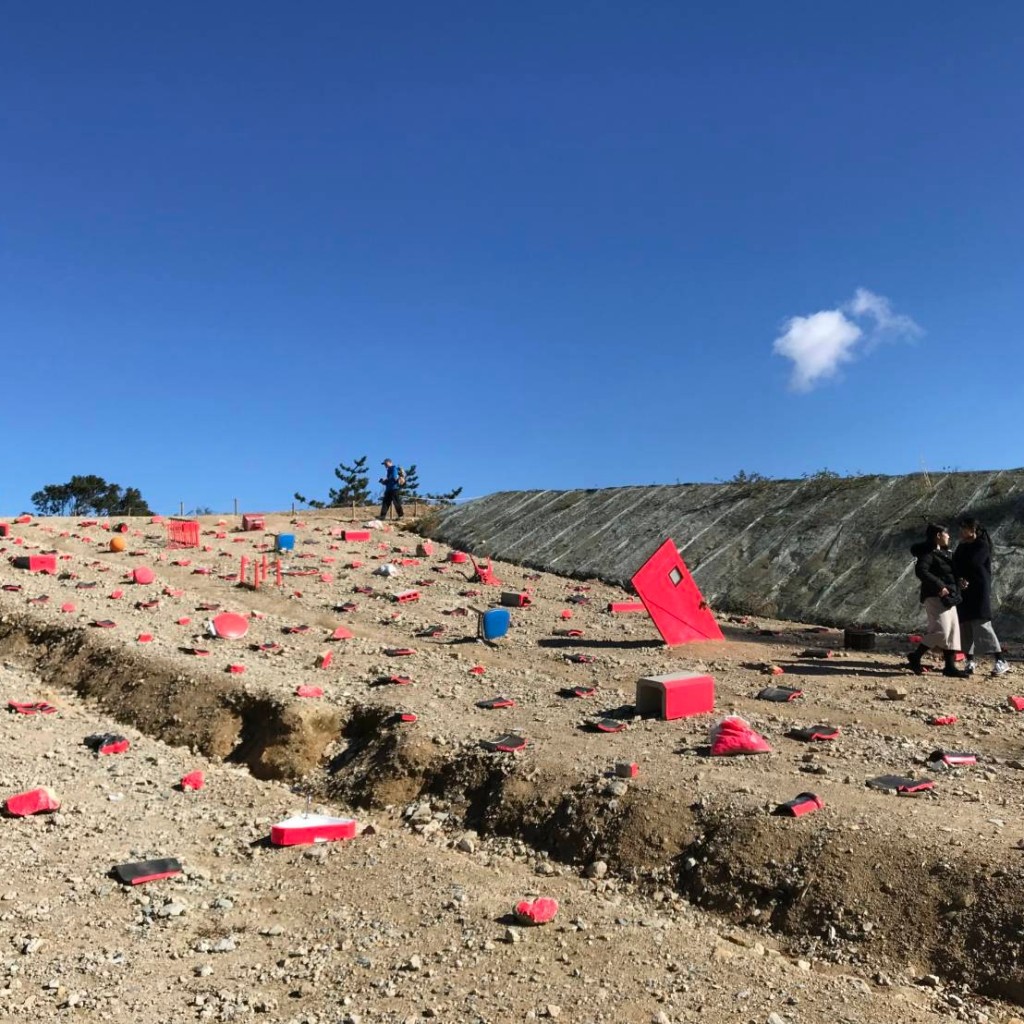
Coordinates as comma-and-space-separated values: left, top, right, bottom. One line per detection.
514, 897, 559, 925
4, 786, 60, 816
343, 530, 371, 542
636, 673, 715, 721
270, 813, 357, 846
180, 771, 205, 791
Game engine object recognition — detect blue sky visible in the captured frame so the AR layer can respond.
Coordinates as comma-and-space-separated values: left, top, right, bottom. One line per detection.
2, 2, 1021, 514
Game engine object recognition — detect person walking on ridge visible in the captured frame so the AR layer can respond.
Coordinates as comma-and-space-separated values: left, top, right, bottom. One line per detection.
907, 523, 969, 678
953, 516, 1010, 676
379, 458, 405, 520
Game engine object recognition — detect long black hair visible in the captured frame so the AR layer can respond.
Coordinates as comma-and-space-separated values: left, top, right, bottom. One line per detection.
958, 515, 993, 554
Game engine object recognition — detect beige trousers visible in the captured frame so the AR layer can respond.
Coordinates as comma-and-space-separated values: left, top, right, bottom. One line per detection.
922, 596, 960, 650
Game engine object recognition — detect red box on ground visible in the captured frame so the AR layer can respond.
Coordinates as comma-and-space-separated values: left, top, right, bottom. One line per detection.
635, 672, 715, 721
270, 814, 357, 846
343, 530, 371, 542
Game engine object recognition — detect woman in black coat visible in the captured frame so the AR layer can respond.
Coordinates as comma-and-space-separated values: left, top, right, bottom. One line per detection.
953, 516, 1009, 676
907, 523, 968, 677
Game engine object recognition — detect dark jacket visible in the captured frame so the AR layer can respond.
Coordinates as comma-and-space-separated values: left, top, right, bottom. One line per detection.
911, 541, 959, 604
952, 537, 993, 622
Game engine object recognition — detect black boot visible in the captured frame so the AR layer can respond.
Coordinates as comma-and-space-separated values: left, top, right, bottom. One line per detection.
943, 650, 968, 678
907, 643, 928, 675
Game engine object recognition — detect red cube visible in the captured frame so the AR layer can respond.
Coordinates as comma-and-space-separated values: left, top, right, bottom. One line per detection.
635, 673, 715, 721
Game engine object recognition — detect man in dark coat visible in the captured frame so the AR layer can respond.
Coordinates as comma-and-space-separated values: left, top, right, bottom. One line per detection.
953, 516, 1009, 676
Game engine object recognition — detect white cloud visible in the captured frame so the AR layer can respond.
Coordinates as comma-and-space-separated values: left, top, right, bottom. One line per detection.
773, 288, 923, 392
773, 310, 863, 392
846, 287, 924, 339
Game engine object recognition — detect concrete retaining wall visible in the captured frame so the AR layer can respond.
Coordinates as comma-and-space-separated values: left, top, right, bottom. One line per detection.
432, 469, 1024, 637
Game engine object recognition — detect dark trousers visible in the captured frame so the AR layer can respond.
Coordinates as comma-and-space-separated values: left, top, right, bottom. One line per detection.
380, 489, 403, 519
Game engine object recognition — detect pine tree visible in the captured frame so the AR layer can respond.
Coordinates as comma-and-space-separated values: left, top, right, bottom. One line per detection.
327, 455, 371, 507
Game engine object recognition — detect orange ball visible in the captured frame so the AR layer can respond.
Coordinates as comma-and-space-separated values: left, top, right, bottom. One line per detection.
109, 536, 127, 553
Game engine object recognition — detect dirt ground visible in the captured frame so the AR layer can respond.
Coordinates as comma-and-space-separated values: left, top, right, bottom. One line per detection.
2, 510, 1024, 1023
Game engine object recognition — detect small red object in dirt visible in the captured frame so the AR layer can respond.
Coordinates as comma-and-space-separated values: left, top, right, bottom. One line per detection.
929, 749, 977, 767
4, 786, 60, 817
330, 626, 353, 640
270, 814, 357, 846
14, 516, 32, 523
388, 675, 413, 685
593, 718, 628, 733
769, 665, 785, 676
477, 695, 514, 709
560, 609, 573, 619
187, 648, 211, 657
385, 648, 415, 657
775, 792, 824, 817
398, 712, 418, 723
501, 591, 532, 608
132, 566, 155, 585
343, 530, 371, 542
296, 685, 324, 698
566, 654, 596, 664
571, 685, 597, 698
109, 589, 124, 600
12, 553, 58, 574
484, 733, 528, 753
636, 673, 715, 721
180, 771, 204, 791
1009, 696, 1024, 712
177, 617, 191, 625
514, 897, 559, 925
8, 701, 58, 715
227, 663, 245, 673
60, 602, 76, 613
241, 514, 266, 531
930, 715, 958, 726
709, 716, 772, 756
908, 634, 923, 644
207, 610, 247, 634
286, 624, 310, 634
394, 590, 420, 604
608, 601, 647, 614
316, 651, 333, 669
416, 542, 434, 557
469, 665, 486, 675
137, 633, 154, 643
90, 733, 130, 755
758, 686, 803, 703
114, 858, 182, 885
788, 725, 839, 742
615, 762, 639, 778
449, 551, 469, 563
92, 619, 117, 628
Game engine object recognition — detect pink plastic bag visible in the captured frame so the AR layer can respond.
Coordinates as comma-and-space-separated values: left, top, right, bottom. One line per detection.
709, 716, 772, 756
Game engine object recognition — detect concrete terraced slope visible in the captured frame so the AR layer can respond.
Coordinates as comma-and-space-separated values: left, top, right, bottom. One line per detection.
433, 469, 1024, 637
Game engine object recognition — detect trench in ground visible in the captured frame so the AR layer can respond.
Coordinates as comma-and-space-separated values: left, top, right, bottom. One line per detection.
3, 613, 1022, 1005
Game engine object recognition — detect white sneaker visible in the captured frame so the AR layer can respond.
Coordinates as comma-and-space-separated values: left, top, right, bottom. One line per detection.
966, 659, 976, 673
993, 659, 1010, 676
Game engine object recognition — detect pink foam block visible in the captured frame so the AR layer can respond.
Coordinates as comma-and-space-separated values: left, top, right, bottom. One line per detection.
608, 601, 646, 614
270, 813, 357, 846
4, 786, 60, 816
514, 897, 559, 925
180, 771, 205, 791
636, 673, 715, 721
343, 530, 371, 542
296, 684, 324, 698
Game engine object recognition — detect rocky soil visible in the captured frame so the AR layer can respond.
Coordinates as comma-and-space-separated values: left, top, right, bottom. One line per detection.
3, 510, 1024, 1023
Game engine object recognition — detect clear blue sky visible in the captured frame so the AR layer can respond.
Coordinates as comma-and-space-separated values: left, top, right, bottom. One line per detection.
2, 2, 1021, 514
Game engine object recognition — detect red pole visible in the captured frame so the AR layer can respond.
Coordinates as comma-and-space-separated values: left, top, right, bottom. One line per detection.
239, 556, 248, 583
